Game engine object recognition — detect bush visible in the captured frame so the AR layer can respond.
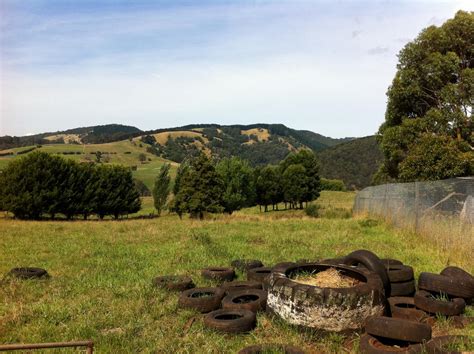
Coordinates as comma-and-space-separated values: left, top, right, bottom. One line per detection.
305, 204, 320, 218
0, 151, 141, 220
320, 178, 347, 191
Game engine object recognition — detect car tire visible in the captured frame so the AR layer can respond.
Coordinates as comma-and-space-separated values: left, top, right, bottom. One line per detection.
152, 275, 194, 291
204, 309, 256, 333
343, 250, 390, 295
8, 267, 49, 279
418, 272, 474, 299
359, 334, 423, 353
201, 267, 235, 282
178, 287, 225, 313
364, 316, 432, 343
222, 289, 267, 313
414, 290, 465, 316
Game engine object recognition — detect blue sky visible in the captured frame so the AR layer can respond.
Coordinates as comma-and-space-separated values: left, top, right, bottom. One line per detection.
1, 1, 472, 137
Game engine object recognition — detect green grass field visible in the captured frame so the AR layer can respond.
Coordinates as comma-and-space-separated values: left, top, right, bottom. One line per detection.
0, 141, 178, 190
1, 192, 472, 353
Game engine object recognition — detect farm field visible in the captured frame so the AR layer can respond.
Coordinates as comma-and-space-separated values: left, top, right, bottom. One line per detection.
1, 191, 472, 353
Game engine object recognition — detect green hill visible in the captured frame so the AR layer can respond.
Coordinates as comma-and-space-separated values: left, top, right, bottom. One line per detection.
0, 123, 380, 190
317, 136, 383, 189
0, 140, 177, 190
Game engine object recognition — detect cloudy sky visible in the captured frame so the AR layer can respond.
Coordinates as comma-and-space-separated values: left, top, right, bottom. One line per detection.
1, 1, 472, 138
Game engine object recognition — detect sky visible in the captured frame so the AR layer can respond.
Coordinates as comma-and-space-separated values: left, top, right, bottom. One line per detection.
1, 1, 473, 138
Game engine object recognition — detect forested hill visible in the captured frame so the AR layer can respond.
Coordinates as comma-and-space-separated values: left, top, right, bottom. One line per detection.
0, 123, 352, 164
134, 123, 354, 166
0, 123, 382, 188
318, 136, 383, 189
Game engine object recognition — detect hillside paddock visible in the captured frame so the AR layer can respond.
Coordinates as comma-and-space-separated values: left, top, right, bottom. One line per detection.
0, 192, 472, 353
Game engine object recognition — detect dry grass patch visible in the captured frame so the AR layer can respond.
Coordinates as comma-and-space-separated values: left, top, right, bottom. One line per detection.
292, 268, 361, 288
152, 131, 208, 145
241, 128, 270, 142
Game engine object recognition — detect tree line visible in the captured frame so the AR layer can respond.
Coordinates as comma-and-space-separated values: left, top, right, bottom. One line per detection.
153, 149, 324, 219
0, 151, 140, 219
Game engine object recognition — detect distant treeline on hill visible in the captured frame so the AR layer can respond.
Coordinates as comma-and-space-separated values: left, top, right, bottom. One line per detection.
168, 150, 345, 219
0, 151, 140, 220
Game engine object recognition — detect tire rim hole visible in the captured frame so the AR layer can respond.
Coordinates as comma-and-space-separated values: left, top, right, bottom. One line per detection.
233, 295, 259, 303
191, 292, 214, 298
372, 336, 411, 349
395, 303, 416, 309
215, 314, 243, 320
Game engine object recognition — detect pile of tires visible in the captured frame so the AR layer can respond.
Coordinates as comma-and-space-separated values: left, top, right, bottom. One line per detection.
150, 252, 473, 353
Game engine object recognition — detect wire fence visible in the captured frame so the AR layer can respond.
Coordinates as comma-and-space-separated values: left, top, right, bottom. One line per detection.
353, 177, 473, 257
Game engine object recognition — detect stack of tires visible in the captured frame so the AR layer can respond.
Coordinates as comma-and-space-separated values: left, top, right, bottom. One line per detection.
415, 267, 474, 318
384, 260, 416, 297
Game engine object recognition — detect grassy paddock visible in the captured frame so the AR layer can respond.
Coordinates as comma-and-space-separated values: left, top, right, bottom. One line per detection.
0, 192, 472, 353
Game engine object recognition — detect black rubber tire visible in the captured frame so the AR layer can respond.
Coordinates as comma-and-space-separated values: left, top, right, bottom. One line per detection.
440, 266, 474, 304
387, 265, 414, 283
359, 334, 423, 353
272, 262, 297, 272
440, 266, 474, 282
204, 309, 256, 333
364, 316, 432, 343
425, 335, 472, 354
344, 250, 390, 295
221, 280, 263, 295
247, 267, 272, 283
8, 267, 49, 279
238, 344, 306, 354
152, 275, 194, 291
418, 272, 474, 299
222, 289, 267, 313
231, 259, 264, 272
201, 267, 235, 282
381, 259, 404, 267
320, 257, 346, 265
388, 297, 428, 322
178, 287, 225, 313
390, 280, 416, 297
414, 290, 466, 316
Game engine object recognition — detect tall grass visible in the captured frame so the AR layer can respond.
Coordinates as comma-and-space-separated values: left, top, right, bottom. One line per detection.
0, 192, 472, 353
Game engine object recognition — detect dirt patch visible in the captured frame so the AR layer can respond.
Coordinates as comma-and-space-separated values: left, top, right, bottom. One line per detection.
292, 268, 361, 288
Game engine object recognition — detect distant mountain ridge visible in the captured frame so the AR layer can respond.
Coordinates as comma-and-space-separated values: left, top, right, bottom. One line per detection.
0, 123, 380, 188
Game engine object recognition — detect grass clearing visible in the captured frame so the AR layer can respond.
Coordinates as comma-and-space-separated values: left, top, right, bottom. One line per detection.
0, 192, 472, 352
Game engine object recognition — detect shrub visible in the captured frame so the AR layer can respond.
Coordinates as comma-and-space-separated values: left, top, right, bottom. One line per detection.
305, 204, 320, 218
0, 151, 141, 220
320, 178, 347, 191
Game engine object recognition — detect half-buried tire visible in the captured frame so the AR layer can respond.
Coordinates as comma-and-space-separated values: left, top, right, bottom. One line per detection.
238, 344, 306, 354
267, 263, 385, 332
204, 309, 256, 333
359, 334, 423, 354
152, 275, 194, 291
231, 259, 264, 272
8, 267, 49, 279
